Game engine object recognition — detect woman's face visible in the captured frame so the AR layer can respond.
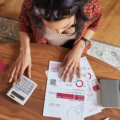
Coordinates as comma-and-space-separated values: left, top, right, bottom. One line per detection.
42, 15, 75, 34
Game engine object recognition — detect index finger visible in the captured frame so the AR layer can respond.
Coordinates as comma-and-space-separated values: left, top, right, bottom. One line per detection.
70, 66, 76, 82
77, 62, 81, 79
8, 64, 15, 78
18, 67, 25, 85
61, 65, 69, 79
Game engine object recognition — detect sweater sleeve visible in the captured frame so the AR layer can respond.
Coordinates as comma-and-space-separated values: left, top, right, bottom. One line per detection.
18, 0, 33, 33
87, 2, 103, 32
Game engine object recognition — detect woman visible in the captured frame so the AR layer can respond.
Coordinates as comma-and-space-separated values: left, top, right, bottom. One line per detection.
8, 0, 103, 86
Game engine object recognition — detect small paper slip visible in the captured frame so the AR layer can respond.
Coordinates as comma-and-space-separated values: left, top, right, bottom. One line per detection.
84, 77, 101, 117
0, 59, 7, 74
81, 57, 102, 113
43, 60, 87, 120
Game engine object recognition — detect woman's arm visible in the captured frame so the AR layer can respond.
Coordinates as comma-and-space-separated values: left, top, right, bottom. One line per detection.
8, 32, 32, 85
82, 29, 95, 41
73, 29, 95, 52
60, 29, 95, 82
20, 32, 30, 54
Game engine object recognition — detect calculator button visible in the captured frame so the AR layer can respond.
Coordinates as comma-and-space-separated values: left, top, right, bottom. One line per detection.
13, 86, 17, 90
25, 90, 27, 93
25, 79, 28, 82
16, 88, 19, 91
19, 87, 22, 91
20, 83, 22, 86
26, 87, 29, 90
29, 83, 32, 86
16, 87, 19, 90
29, 89, 32, 92
16, 82, 19, 85
31, 86, 34, 89
26, 85, 29, 87
26, 92, 29, 95
19, 88, 22, 91
21, 89, 24, 92
32, 83, 36, 86
28, 90, 30, 93
14, 86, 17, 89
27, 90, 30, 93
17, 88, 20, 90
23, 88, 26, 91
22, 81, 25, 84
23, 90, 26, 93
20, 88, 22, 91
27, 83, 30, 86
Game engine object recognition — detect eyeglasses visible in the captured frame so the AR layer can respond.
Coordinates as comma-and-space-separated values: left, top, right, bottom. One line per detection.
33, 4, 75, 19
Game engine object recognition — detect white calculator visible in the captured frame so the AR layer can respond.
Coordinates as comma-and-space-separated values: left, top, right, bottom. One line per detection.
7, 75, 37, 105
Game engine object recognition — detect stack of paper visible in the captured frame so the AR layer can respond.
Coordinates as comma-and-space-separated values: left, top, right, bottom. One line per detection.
43, 56, 102, 120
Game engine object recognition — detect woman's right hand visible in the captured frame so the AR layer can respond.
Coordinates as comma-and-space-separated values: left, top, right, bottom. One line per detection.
8, 50, 31, 86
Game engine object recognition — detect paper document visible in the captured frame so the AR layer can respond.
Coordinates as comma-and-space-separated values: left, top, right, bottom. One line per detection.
81, 57, 102, 116
43, 60, 87, 120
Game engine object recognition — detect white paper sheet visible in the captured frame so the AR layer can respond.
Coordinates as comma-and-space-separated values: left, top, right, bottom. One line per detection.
84, 79, 101, 117
43, 61, 87, 120
81, 57, 102, 114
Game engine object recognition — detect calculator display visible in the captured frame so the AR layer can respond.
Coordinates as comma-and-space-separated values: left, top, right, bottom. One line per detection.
11, 91, 25, 101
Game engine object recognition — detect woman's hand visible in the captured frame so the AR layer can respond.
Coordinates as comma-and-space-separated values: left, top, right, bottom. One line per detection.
8, 49, 31, 86
60, 40, 85, 82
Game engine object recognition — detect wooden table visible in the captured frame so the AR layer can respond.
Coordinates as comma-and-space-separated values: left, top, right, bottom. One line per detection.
0, 43, 120, 120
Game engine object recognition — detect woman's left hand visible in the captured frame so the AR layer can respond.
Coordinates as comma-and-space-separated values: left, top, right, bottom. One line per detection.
59, 41, 85, 82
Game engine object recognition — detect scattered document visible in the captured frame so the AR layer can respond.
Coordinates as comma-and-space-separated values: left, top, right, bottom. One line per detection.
81, 57, 102, 108
43, 60, 87, 120
43, 57, 102, 120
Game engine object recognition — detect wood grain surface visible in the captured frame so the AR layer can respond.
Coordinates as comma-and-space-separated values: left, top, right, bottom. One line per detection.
0, 43, 120, 120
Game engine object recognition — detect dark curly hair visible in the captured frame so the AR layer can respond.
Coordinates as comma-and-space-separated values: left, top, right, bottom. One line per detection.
24, 0, 92, 38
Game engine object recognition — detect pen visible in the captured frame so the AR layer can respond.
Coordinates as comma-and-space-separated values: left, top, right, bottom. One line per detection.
103, 118, 109, 120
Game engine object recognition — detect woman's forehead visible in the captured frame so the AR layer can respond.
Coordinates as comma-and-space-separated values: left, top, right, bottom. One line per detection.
36, 0, 75, 9
42, 17, 72, 29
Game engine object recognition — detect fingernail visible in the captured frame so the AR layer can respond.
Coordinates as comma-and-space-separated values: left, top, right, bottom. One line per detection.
13, 83, 15, 86
9, 79, 12, 83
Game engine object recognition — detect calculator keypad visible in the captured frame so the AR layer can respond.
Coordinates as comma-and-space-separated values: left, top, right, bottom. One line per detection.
13, 77, 35, 95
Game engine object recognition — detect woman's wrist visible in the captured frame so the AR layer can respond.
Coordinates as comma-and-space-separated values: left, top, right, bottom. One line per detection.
20, 46, 30, 55
73, 40, 86, 54
20, 32, 31, 55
